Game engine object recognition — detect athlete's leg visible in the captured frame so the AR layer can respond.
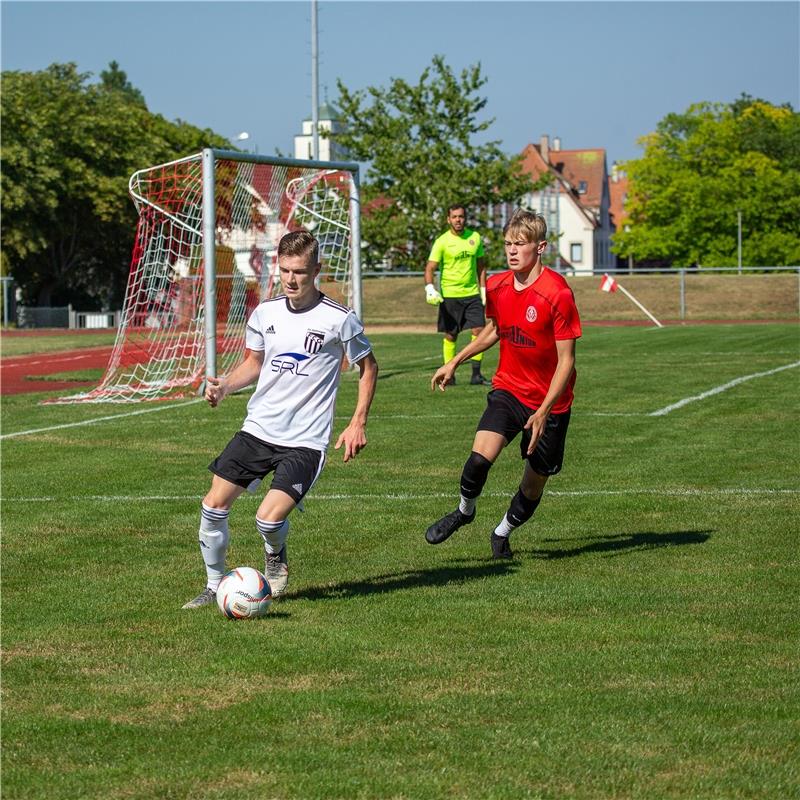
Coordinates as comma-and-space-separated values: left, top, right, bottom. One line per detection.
458, 430, 505, 515
469, 325, 488, 384
183, 475, 246, 608
257, 447, 322, 597
494, 463, 546, 535
426, 430, 507, 545
200, 476, 245, 588
443, 332, 457, 367
491, 411, 571, 559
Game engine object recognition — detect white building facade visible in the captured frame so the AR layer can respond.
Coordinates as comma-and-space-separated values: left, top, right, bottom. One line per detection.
293, 103, 346, 162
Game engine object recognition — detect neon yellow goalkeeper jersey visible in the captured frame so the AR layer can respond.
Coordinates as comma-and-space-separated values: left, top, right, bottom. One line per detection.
428, 229, 484, 298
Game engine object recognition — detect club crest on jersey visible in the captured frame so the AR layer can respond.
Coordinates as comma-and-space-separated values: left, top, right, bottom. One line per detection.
304, 329, 325, 355
526, 306, 538, 323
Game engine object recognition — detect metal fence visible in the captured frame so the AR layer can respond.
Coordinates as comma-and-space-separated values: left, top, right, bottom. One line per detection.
357, 266, 800, 325
11, 305, 122, 329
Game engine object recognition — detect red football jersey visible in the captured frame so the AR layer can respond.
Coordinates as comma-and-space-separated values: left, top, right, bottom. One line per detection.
485, 268, 582, 413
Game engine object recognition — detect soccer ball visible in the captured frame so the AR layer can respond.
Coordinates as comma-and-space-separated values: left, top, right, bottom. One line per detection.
216, 567, 272, 619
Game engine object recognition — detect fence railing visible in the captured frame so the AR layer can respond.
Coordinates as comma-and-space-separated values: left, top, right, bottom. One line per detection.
10, 304, 122, 330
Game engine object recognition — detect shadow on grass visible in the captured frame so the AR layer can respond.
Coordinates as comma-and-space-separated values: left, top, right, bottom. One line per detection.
289, 561, 517, 601
526, 529, 712, 559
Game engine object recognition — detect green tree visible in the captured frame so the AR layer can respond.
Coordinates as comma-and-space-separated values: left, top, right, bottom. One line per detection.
335, 56, 542, 269
613, 96, 800, 268
99, 60, 146, 107
1, 62, 230, 308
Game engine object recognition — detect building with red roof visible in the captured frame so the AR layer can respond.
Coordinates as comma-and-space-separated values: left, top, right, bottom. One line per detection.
489, 135, 614, 275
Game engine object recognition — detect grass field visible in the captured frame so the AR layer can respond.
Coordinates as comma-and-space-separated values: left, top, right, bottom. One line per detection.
2, 324, 799, 799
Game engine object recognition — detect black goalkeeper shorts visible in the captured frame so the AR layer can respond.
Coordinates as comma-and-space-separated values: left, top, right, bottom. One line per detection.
437, 295, 486, 335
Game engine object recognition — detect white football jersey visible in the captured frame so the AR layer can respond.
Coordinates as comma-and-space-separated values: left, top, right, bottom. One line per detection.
241, 293, 372, 451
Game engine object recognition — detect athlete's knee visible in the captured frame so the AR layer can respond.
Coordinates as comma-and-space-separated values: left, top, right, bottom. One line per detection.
521, 468, 548, 500
202, 493, 233, 514
460, 451, 493, 499
203, 488, 236, 511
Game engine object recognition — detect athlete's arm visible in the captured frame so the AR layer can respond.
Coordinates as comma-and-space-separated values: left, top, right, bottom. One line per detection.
424, 260, 440, 286
424, 260, 444, 304
205, 349, 265, 407
477, 256, 487, 288
335, 351, 379, 462
523, 338, 576, 454
431, 319, 499, 392
477, 256, 488, 303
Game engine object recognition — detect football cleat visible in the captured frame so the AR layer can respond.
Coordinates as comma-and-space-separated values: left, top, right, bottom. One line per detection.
470, 373, 490, 385
182, 587, 217, 609
491, 532, 514, 560
265, 545, 289, 597
425, 508, 475, 545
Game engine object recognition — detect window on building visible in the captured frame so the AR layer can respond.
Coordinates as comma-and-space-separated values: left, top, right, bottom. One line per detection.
571, 243, 583, 263
578, 181, 588, 194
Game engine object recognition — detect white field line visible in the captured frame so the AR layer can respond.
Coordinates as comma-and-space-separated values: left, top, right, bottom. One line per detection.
649, 361, 800, 417
0, 398, 204, 440
1, 353, 104, 368
0, 407, 645, 440
3, 488, 797, 503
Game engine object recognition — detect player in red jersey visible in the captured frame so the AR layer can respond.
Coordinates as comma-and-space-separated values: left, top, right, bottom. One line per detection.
425, 208, 582, 558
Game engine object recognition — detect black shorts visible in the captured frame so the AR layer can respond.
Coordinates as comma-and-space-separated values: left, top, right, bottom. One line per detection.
477, 389, 571, 476
209, 431, 324, 502
437, 295, 486, 335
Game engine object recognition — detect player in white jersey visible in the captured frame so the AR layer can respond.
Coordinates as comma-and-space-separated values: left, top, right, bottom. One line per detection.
183, 231, 379, 609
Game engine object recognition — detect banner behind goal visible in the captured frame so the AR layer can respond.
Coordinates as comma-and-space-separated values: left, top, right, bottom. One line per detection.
60, 149, 361, 403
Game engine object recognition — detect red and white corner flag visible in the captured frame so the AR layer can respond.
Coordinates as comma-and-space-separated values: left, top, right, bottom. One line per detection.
598, 272, 663, 327
600, 273, 618, 293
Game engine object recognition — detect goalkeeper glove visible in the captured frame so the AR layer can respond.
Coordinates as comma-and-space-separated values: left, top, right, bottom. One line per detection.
425, 283, 443, 306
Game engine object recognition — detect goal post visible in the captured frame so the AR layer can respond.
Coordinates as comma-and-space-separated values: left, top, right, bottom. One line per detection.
57, 149, 361, 403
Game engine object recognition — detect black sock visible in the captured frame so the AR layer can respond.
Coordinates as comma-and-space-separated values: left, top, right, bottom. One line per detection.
506, 486, 542, 529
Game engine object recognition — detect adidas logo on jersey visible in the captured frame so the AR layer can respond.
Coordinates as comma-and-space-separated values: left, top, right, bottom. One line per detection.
265, 325, 276, 334
292, 483, 303, 495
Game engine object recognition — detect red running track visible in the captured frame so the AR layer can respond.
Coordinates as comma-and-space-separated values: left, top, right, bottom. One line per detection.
1, 346, 117, 395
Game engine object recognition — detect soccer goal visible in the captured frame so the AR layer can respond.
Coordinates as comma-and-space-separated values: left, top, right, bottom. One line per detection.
59, 149, 361, 403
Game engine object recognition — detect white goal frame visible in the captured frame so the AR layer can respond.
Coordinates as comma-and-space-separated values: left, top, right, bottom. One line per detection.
201, 149, 361, 379
54, 149, 361, 403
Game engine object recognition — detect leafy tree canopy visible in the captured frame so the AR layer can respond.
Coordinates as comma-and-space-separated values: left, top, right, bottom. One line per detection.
613, 95, 800, 267
1, 62, 230, 308
335, 56, 543, 269
100, 60, 146, 108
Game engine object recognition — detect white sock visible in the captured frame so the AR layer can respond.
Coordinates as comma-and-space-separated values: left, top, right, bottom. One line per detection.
199, 503, 230, 591
459, 495, 476, 516
256, 517, 289, 555
493, 514, 513, 538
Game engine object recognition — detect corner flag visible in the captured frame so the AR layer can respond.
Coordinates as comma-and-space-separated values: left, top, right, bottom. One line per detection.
600, 274, 618, 293
599, 273, 663, 328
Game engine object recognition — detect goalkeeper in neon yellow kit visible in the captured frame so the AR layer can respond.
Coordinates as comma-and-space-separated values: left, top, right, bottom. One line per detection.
424, 204, 489, 385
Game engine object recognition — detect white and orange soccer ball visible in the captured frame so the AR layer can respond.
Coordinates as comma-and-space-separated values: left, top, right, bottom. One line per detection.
216, 567, 272, 619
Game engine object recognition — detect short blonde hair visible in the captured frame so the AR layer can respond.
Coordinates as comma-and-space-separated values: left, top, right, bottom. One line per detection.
278, 230, 319, 266
503, 208, 547, 244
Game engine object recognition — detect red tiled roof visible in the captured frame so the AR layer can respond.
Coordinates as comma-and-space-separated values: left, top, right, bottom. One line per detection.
546, 148, 606, 209
519, 143, 607, 214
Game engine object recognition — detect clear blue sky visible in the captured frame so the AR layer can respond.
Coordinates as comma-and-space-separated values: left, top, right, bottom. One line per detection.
2, 1, 798, 166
